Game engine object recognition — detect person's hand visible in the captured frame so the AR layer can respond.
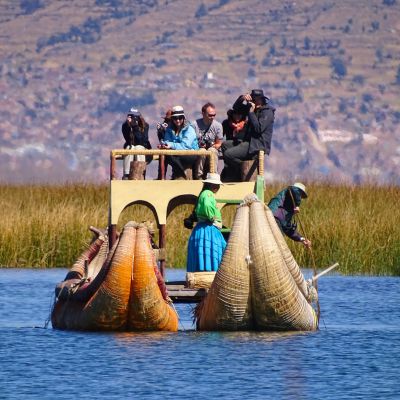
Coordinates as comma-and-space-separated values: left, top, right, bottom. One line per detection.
301, 238, 312, 249
294, 206, 300, 214
243, 93, 252, 101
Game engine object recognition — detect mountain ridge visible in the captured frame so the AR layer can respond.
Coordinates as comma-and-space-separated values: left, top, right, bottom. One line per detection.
0, 0, 399, 184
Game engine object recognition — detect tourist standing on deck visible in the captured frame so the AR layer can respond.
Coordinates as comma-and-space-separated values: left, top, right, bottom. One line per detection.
191, 102, 224, 179
268, 182, 312, 248
187, 173, 226, 272
221, 89, 275, 182
121, 108, 151, 180
159, 105, 199, 180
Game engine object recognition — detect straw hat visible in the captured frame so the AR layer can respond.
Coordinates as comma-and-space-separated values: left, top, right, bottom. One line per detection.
202, 173, 223, 185
292, 182, 307, 198
171, 105, 185, 117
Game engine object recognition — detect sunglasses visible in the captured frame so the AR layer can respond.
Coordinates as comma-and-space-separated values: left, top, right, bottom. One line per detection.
172, 116, 184, 120
207, 113, 216, 117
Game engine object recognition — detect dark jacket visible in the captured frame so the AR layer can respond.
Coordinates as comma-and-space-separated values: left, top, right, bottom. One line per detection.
267, 186, 303, 242
232, 96, 275, 156
122, 121, 150, 149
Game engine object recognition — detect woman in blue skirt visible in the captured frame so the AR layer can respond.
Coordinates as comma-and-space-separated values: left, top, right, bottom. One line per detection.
187, 173, 226, 272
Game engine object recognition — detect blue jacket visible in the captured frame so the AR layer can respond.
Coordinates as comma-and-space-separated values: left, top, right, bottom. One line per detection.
164, 123, 199, 150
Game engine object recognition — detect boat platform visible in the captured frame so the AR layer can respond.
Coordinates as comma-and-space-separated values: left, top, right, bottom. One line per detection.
166, 281, 207, 303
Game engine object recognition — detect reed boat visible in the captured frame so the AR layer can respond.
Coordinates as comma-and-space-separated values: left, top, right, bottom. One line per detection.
51, 222, 178, 332
196, 195, 318, 331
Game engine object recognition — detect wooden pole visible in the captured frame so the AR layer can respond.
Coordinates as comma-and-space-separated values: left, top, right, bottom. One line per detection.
110, 154, 116, 180
108, 224, 117, 250
159, 224, 166, 277
160, 155, 165, 180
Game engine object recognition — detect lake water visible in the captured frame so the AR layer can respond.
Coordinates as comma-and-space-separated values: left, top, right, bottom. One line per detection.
0, 268, 399, 400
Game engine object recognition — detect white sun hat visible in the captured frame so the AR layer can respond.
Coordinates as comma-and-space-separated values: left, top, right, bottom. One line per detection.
202, 173, 223, 185
292, 182, 307, 198
171, 105, 185, 117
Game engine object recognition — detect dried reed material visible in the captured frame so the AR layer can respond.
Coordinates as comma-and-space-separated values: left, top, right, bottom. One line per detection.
263, 205, 310, 299
128, 225, 178, 331
52, 222, 136, 331
64, 229, 108, 281
249, 200, 318, 331
197, 202, 252, 331
186, 272, 216, 289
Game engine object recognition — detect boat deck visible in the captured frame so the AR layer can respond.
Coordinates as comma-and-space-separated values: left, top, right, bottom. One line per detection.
166, 281, 207, 303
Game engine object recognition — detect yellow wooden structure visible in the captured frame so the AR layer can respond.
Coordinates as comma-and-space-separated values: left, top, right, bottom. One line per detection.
108, 148, 265, 276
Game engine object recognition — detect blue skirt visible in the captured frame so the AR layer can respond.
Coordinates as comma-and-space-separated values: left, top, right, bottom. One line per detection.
187, 222, 227, 272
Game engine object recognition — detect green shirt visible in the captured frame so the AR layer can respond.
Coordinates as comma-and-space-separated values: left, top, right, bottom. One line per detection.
195, 189, 222, 224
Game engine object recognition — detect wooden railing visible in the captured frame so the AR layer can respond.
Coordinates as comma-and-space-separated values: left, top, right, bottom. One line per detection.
110, 148, 264, 180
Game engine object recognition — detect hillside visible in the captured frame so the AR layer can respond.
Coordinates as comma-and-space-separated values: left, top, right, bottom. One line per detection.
0, 0, 399, 184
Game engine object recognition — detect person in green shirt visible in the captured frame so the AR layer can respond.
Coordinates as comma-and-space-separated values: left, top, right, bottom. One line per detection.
187, 173, 226, 272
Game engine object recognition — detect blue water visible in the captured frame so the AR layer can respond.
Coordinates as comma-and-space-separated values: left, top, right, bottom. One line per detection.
0, 269, 399, 400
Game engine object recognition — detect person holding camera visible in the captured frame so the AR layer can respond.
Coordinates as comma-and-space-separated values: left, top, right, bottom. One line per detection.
186, 173, 226, 272
156, 109, 172, 142
267, 182, 312, 249
121, 108, 151, 180
158, 105, 199, 180
221, 89, 275, 182
191, 102, 223, 180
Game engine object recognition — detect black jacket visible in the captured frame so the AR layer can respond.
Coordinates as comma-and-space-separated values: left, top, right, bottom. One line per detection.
122, 121, 150, 149
232, 96, 275, 156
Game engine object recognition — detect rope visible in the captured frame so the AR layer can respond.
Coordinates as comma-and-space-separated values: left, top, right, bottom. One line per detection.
44, 292, 56, 329
170, 301, 185, 331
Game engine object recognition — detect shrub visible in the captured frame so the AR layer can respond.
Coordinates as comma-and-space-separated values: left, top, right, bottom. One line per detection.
330, 58, 347, 78
195, 3, 207, 18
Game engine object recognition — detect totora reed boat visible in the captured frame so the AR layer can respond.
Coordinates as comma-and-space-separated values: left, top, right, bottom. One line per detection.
196, 194, 319, 331
51, 222, 178, 332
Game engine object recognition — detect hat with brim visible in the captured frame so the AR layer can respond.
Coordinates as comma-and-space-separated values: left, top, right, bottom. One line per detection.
202, 173, 223, 186
171, 105, 185, 117
250, 89, 269, 101
292, 182, 307, 198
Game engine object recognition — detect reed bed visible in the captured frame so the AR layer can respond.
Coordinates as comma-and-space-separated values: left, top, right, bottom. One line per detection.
0, 182, 399, 275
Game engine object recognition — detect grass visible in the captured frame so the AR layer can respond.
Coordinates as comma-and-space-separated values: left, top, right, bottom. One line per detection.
0, 182, 399, 275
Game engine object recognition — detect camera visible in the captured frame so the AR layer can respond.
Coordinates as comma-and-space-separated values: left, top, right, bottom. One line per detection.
157, 121, 169, 141
199, 138, 214, 149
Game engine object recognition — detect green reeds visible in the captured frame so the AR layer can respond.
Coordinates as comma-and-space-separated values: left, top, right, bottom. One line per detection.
0, 182, 399, 275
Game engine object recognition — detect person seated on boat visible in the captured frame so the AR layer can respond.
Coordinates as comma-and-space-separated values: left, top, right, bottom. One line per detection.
158, 105, 199, 180
156, 108, 172, 142
121, 108, 152, 180
222, 108, 247, 142
220, 109, 248, 182
268, 182, 312, 248
187, 173, 226, 272
191, 102, 223, 179
221, 89, 275, 182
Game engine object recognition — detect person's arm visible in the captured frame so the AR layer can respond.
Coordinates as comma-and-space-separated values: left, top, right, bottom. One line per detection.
122, 122, 133, 146
169, 125, 198, 150
247, 107, 274, 138
212, 121, 224, 150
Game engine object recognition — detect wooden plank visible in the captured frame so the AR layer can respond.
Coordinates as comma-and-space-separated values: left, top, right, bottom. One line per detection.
166, 281, 207, 303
